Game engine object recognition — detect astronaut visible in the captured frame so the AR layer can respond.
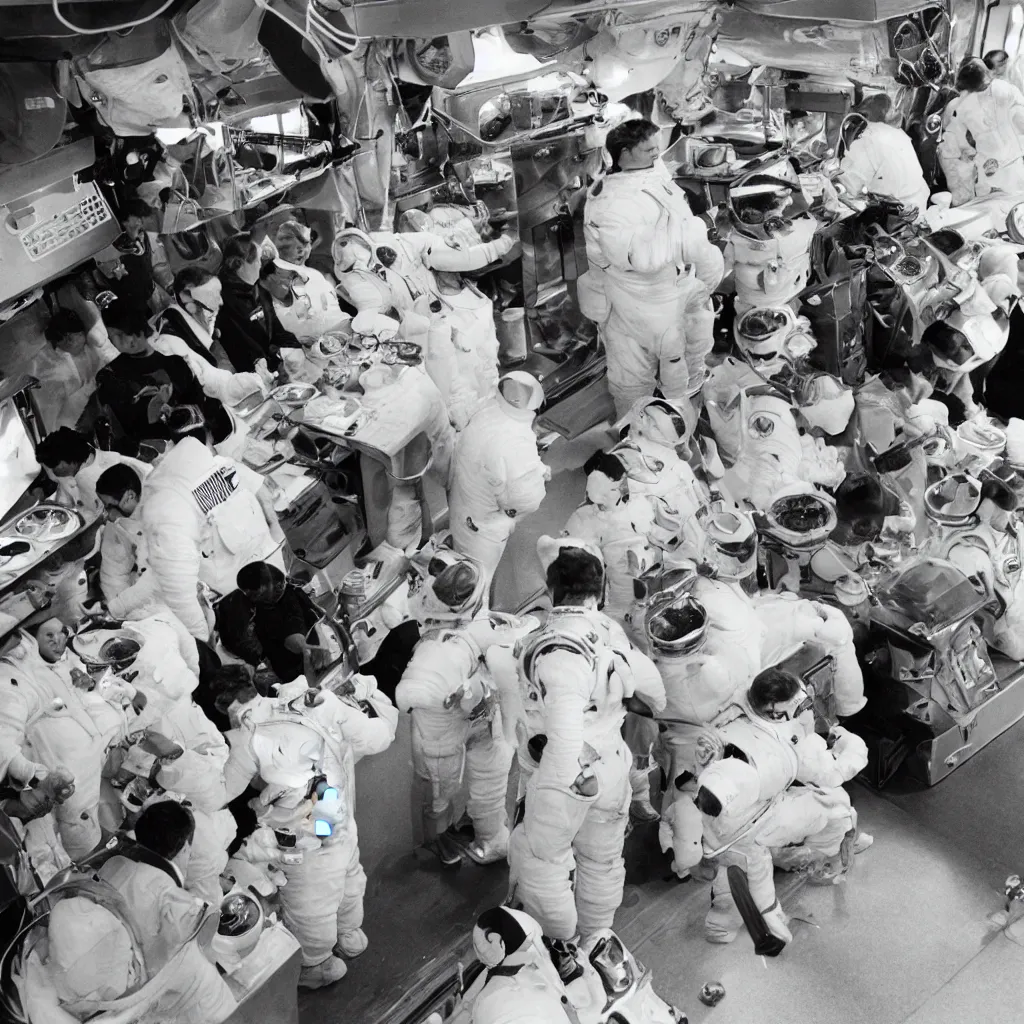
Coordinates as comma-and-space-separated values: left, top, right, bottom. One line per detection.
396, 553, 534, 868
448, 372, 549, 585
331, 225, 515, 334
563, 450, 665, 822
429, 270, 502, 430
920, 471, 1024, 660
751, 667, 871, 875
833, 94, 931, 215
582, 118, 724, 416
134, 437, 286, 642
562, 449, 662, 623
938, 59, 1024, 206
697, 668, 866, 947
0, 620, 119, 859
724, 175, 818, 315
645, 594, 749, 878
616, 397, 711, 555
488, 537, 664, 976
461, 907, 576, 1024
702, 367, 846, 510
222, 671, 398, 988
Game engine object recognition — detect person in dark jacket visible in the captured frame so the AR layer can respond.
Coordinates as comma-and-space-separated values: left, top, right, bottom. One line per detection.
216, 233, 302, 372
96, 301, 231, 451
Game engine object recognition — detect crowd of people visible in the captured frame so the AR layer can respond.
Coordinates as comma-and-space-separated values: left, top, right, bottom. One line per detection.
5, 49, 1024, 1024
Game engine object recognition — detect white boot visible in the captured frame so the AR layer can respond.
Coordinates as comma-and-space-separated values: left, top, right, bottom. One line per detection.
299, 955, 347, 989
335, 928, 369, 958
854, 831, 874, 854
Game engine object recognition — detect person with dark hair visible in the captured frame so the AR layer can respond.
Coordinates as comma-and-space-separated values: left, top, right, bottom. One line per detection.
984, 47, 1024, 93
939, 56, 1024, 204
562, 449, 675, 829
35, 426, 150, 515
488, 535, 663, 980
834, 92, 930, 214
25, 308, 117, 431
95, 462, 164, 620
235, 561, 322, 683
604, 118, 661, 172
222, 632, 398, 989
96, 300, 234, 450
396, 553, 531, 868
217, 232, 302, 371
694, 658, 870, 949
583, 117, 723, 415
106, 196, 173, 314
96, 800, 237, 1023
563, 447, 658, 622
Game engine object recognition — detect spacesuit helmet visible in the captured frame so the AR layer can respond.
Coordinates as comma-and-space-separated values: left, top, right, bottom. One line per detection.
473, 906, 547, 968
922, 311, 1008, 373
734, 306, 816, 378
70, 628, 142, 675
331, 228, 376, 274
397, 208, 433, 234
924, 471, 983, 526
618, 396, 695, 455
1007, 203, 1024, 246
498, 371, 545, 413
607, 440, 663, 485
645, 594, 708, 658
795, 372, 855, 436
699, 502, 758, 582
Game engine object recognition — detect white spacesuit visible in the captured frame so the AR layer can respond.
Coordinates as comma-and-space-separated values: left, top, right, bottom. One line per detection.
448, 372, 549, 583
491, 537, 664, 953
397, 554, 534, 866
699, 667, 868, 946
702, 366, 846, 509
582, 123, 724, 416
432, 273, 501, 430
725, 184, 818, 314
837, 121, 931, 214
645, 595, 749, 877
616, 397, 710, 556
0, 628, 112, 860
139, 437, 285, 641
563, 449, 661, 623
224, 676, 397, 988
467, 907, 577, 1024
332, 226, 515, 334
938, 77, 1024, 205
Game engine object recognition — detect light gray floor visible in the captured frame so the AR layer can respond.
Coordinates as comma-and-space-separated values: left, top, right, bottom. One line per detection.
300, 428, 1024, 1024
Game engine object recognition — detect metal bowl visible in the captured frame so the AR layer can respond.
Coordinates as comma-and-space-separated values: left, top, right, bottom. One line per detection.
270, 382, 318, 407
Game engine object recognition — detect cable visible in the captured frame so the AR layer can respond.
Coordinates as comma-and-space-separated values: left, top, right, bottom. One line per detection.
51, 0, 177, 35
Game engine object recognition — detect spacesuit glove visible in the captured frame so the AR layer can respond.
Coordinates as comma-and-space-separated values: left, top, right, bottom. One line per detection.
349, 673, 378, 703
810, 602, 853, 647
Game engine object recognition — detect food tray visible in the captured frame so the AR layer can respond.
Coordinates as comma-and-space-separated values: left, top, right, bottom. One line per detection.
271, 382, 319, 407
13, 505, 81, 543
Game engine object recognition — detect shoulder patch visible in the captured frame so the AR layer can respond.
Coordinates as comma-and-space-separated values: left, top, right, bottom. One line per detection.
592, 180, 604, 197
